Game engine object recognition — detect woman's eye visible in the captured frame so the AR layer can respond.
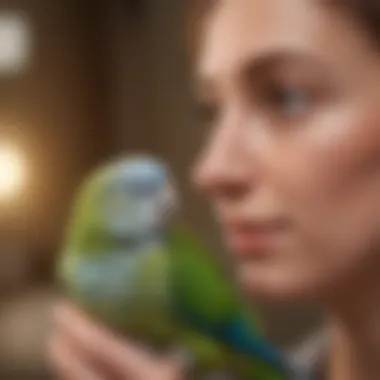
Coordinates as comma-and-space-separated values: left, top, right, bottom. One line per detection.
265, 85, 312, 117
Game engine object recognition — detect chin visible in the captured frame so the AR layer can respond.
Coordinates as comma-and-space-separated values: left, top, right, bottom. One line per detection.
236, 263, 325, 303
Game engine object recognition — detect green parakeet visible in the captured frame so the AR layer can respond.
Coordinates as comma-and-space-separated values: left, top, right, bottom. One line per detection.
57, 155, 291, 380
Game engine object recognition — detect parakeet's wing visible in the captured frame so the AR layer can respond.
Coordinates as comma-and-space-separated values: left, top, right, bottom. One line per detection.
168, 224, 289, 375
130, 243, 174, 342
56, 163, 121, 301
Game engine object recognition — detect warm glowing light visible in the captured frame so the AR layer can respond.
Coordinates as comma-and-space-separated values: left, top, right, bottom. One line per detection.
0, 146, 26, 199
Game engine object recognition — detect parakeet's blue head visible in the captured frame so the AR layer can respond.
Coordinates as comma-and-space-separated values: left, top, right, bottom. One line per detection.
98, 155, 177, 239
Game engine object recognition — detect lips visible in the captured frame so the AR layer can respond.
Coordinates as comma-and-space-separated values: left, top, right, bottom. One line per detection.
223, 219, 290, 258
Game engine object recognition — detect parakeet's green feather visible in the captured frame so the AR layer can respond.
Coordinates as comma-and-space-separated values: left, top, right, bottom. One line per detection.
169, 223, 262, 333
62, 166, 116, 254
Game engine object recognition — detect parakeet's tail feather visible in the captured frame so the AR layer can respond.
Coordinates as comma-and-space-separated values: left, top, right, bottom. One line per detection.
218, 310, 294, 377
222, 316, 291, 374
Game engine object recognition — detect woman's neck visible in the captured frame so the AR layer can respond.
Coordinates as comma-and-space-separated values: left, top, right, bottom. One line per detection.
327, 267, 380, 380
328, 326, 380, 380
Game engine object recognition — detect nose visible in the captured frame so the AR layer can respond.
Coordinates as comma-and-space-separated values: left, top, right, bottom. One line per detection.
192, 117, 255, 200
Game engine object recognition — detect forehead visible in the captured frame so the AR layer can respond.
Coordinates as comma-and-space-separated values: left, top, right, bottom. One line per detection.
198, 0, 312, 74
195, 0, 378, 87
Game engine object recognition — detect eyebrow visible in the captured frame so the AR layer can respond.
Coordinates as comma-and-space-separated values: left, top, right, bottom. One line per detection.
194, 50, 330, 98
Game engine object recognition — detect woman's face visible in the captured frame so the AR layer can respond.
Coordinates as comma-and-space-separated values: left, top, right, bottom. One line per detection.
192, 0, 380, 302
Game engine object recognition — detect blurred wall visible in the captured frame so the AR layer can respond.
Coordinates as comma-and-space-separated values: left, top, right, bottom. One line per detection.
0, 0, 112, 259
0, 2, 112, 378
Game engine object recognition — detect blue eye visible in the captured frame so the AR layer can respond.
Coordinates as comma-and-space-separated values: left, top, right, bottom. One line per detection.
267, 86, 311, 117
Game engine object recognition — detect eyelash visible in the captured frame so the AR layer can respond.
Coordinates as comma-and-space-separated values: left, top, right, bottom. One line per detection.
196, 83, 316, 125
259, 83, 314, 118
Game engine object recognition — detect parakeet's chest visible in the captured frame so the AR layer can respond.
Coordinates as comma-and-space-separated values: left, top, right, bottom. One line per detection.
68, 244, 170, 310
74, 253, 141, 301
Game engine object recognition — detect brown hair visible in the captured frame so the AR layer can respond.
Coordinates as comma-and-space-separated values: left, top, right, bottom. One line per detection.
328, 0, 380, 43
186, 0, 380, 61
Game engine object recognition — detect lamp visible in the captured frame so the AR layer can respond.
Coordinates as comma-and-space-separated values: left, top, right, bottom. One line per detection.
0, 144, 26, 200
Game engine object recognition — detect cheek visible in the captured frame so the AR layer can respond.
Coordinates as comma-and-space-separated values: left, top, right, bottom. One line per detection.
268, 106, 380, 281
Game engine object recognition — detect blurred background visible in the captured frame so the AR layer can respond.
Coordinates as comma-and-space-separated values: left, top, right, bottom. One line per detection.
0, 1, 321, 379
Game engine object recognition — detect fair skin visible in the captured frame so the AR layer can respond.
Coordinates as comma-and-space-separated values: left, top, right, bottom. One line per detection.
48, 1, 380, 379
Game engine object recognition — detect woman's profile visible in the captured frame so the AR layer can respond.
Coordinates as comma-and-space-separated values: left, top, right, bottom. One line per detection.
47, 1, 380, 379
